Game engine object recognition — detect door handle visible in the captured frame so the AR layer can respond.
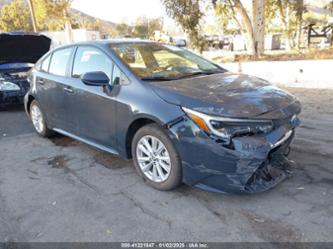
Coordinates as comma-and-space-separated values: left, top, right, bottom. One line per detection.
63, 87, 74, 94
37, 79, 44, 85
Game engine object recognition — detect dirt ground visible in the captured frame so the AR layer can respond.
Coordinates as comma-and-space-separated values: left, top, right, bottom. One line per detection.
0, 87, 332, 242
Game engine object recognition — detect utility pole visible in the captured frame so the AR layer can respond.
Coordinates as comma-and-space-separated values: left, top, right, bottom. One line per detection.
27, 0, 37, 32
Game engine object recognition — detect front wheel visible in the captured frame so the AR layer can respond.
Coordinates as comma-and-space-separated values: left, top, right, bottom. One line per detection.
30, 100, 54, 137
132, 123, 182, 191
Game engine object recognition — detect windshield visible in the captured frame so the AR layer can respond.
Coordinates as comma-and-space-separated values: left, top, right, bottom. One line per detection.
109, 43, 225, 81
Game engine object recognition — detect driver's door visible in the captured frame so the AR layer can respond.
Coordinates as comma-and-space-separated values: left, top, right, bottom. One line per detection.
67, 46, 118, 149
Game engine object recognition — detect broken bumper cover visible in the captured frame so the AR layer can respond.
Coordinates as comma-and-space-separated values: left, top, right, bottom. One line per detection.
168, 116, 299, 194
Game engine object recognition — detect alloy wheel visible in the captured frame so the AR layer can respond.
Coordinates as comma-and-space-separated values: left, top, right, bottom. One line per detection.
31, 104, 44, 134
136, 135, 171, 183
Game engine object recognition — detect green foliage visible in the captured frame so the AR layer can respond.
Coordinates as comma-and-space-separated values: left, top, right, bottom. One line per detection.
108, 17, 164, 39
213, 1, 234, 33
162, 0, 205, 51
326, 1, 333, 12
40, 0, 72, 31
0, 0, 32, 31
0, 0, 163, 37
133, 16, 149, 38
264, 0, 280, 32
265, 0, 305, 48
0, 0, 72, 31
111, 22, 132, 37
147, 18, 163, 37
132, 17, 164, 38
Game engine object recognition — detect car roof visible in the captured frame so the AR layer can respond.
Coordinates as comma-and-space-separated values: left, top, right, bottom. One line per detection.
58, 39, 157, 48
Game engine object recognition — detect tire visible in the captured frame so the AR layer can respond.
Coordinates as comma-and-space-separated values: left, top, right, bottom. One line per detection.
30, 100, 54, 137
132, 123, 182, 191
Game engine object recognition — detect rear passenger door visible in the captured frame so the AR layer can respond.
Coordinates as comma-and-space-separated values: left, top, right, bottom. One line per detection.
66, 46, 119, 149
36, 47, 74, 130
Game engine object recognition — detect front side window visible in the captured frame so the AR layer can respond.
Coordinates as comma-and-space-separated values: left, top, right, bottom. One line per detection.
110, 43, 224, 81
72, 46, 113, 82
49, 47, 73, 76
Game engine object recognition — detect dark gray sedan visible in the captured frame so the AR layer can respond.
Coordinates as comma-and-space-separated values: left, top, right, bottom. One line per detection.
24, 40, 301, 193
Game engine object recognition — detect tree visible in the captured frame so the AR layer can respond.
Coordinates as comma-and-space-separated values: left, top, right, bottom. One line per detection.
252, 0, 265, 54
214, 1, 239, 35
27, 0, 37, 31
133, 16, 149, 38
213, 0, 266, 55
326, 1, 333, 12
162, 0, 205, 52
132, 17, 164, 39
162, 0, 266, 55
0, 0, 32, 31
44, 0, 73, 32
265, 0, 306, 50
147, 18, 164, 38
0, 0, 73, 32
294, 0, 304, 49
114, 22, 133, 37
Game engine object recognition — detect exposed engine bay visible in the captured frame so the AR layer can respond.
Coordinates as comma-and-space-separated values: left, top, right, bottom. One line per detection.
0, 32, 51, 107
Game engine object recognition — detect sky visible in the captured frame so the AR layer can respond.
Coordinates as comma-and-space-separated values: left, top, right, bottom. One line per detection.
71, 0, 170, 24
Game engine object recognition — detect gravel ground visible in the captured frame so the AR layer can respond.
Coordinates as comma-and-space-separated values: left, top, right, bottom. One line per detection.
0, 87, 332, 242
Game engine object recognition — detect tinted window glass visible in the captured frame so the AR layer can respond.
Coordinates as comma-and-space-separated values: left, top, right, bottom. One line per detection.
112, 65, 121, 85
41, 55, 51, 72
112, 65, 129, 85
110, 43, 223, 80
49, 48, 72, 76
72, 47, 112, 81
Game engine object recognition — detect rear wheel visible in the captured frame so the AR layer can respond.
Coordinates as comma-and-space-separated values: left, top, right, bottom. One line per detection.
30, 100, 54, 137
132, 123, 182, 190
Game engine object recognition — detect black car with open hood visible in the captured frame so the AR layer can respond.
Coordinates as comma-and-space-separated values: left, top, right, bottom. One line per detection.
0, 32, 51, 107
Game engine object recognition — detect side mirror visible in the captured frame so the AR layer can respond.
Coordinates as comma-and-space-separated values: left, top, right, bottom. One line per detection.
81, 71, 110, 86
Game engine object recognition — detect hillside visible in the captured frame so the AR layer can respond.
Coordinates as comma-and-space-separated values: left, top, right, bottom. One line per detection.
0, 0, 116, 32
70, 8, 116, 31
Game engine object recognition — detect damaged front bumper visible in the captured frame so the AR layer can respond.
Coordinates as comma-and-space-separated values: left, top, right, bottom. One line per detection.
0, 77, 30, 106
167, 115, 299, 194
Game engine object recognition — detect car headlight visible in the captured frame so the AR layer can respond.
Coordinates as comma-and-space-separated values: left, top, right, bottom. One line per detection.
0, 81, 20, 91
182, 107, 273, 144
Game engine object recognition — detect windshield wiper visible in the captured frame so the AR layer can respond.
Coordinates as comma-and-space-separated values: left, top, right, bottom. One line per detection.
175, 71, 223, 80
141, 76, 177, 81
141, 70, 224, 81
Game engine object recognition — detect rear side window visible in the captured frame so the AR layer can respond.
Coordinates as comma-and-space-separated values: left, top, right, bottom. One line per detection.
40, 55, 51, 72
49, 47, 73, 76
72, 46, 112, 81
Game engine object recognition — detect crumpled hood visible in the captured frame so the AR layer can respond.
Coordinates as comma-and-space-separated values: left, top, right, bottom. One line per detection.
149, 72, 301, 119
0, 32, 51, 65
